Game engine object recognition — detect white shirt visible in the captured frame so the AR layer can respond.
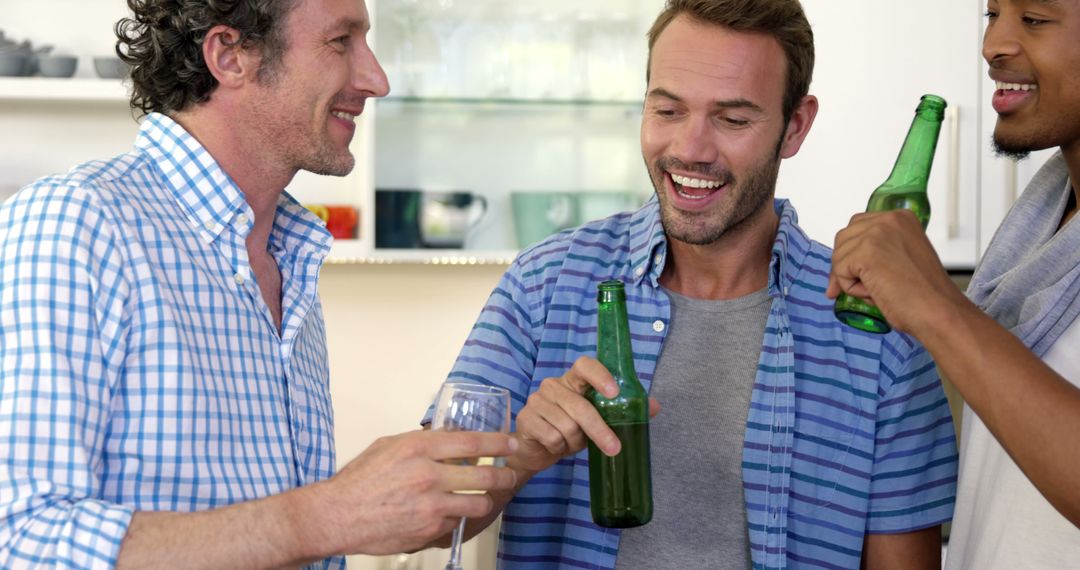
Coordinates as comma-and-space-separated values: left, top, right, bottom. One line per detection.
945, 316, 1080, 569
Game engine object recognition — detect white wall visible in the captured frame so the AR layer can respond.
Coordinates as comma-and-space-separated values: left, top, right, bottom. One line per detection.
319, 263, 508, 570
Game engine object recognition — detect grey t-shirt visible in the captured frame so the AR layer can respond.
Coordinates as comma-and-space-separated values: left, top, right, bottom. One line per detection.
614, 287, 771, 570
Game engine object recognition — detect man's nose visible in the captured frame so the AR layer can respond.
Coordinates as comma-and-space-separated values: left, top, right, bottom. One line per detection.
982, 15, 1022, 66
670, 116, 719, 166
355, 43, 390, 98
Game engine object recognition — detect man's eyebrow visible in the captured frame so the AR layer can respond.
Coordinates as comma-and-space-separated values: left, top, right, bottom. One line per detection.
646, 88, 764, 113
322, 16, 369, 36
646, 87, 683, 102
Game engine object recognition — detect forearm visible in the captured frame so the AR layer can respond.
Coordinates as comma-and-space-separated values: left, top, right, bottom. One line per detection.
117, 484, 334, 569
915, 297, 1080, 525
861, 526, 941, 570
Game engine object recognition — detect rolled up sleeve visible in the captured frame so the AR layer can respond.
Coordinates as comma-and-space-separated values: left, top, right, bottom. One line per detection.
1, 185, 134, 568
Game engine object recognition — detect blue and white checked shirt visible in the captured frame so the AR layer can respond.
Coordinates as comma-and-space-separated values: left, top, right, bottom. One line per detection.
434, 198, 958, 569
0, 113, 341, 569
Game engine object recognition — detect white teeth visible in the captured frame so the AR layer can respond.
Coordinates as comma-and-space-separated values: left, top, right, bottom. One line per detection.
995, 81, 1037, 92
332, 111, 356, 122
671, 173, 723, 190
676, 188, 710, 200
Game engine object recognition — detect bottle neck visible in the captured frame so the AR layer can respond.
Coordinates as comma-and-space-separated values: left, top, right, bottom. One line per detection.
880, 109, 944, 192
597, 292, 636, 380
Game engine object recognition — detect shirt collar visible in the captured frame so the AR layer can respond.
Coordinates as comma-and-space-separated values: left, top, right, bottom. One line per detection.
768, 198, 812, 298
628, 196, 669, 286
134, 112, 332, 257
630, 196, 811, 298
270, 192, 334, 260
134, 113, 248, 241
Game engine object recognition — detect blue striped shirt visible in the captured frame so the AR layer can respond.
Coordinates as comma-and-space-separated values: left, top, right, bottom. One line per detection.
437, 198, 957, 569
0, 113, 341, 569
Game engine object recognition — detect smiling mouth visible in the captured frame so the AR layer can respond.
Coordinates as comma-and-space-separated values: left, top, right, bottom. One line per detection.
670, 173, 725, 200
331, 110, 357, 123
995, 81, 1038, 92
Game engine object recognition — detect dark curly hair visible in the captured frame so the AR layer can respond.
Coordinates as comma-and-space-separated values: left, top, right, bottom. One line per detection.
116, 0, 296, 116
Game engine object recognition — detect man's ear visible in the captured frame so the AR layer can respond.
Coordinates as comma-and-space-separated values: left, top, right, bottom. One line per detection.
779, 94, 819, 159
203, 24, 259, 88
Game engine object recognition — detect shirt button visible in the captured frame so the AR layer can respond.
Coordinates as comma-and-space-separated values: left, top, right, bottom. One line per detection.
204, 220, 216, 232
783, 286, 790, 297
237, 213, 249, 225
653, 254, 663, 265
233, 272, 245, 285
635, 266, 645, 277
652, 320, 665, 332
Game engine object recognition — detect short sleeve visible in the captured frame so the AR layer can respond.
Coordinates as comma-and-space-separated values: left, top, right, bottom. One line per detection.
866, 336, 958, 533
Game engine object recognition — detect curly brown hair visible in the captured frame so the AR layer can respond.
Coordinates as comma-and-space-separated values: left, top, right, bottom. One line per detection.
647, 0, 815, 124
115, 0, 297, 116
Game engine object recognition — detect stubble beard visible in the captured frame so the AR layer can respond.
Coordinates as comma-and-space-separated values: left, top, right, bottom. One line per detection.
992, 133, 1034, 162
303, 141, 355, 177
650, 154, 781, 246
253, 70, 356, 178
992, 107, 1080, 162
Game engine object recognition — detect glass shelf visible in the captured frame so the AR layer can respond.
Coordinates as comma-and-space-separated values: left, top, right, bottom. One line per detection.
382, 95, 643, 109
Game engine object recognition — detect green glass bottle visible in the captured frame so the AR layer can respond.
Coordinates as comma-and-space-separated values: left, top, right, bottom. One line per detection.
586, 280, 653, 528
834, 94, 948, 334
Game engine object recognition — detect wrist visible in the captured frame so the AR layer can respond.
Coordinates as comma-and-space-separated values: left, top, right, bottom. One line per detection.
906, 287, 980, 345
280, 481, 339, 562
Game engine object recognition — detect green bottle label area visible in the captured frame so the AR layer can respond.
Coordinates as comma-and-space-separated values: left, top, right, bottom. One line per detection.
586, 382, 650, 424
588, 421, 653, 528
866, 188, 931, 230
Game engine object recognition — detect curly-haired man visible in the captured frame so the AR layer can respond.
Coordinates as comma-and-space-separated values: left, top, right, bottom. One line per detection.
0, 0, 517, 568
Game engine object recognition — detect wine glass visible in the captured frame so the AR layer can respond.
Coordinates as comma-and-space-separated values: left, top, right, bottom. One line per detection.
430, 383, 512, 570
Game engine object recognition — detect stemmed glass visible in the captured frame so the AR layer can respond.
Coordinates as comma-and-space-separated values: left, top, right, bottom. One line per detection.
431, 383, 512, 570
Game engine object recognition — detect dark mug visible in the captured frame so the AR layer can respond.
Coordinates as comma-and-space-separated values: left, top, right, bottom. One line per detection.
375, 189, 422, 248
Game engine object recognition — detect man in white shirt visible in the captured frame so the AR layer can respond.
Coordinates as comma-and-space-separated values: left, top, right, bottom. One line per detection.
827, 0, 1080, 567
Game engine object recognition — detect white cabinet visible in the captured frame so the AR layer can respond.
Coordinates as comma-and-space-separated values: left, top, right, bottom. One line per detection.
367, 0, 663, 260
781, 0, 991, 270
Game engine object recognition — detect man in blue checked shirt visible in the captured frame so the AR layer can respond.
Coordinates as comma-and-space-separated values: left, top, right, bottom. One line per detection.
0, 0, 518, 568
426, 0, 959, 568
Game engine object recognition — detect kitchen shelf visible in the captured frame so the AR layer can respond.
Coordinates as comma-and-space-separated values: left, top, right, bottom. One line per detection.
0, 77, 129, 102
0, 80, 644, 109
327, 241, 516, 265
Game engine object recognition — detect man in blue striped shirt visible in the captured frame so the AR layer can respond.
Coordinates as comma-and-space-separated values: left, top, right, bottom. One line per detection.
0, 0, 517, 568
429, 0, 958, 568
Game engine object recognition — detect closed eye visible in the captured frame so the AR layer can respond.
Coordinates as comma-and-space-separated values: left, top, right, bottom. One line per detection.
330, 35, 351, 49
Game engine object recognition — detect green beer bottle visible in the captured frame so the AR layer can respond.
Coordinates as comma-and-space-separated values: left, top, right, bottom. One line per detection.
586, 280, 653, 528
834, 94, 948, 334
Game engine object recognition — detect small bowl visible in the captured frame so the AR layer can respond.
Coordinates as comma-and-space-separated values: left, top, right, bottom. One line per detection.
93, 56, 129, 79
37, 54, 78, 78
0, 52, 29, 77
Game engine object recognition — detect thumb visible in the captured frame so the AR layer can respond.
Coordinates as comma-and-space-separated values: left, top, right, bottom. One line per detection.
648, 397, 660, 418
